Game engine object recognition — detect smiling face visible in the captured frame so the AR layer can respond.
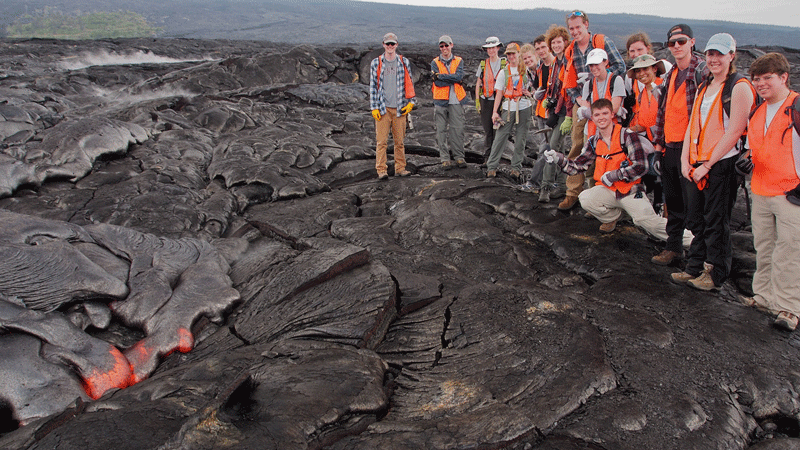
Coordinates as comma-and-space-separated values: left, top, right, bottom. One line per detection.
550, 36, 565, 55
567, 17, 589, 45
634, 66, 657, 85
506, 51, 518, 66
522, 51, 537, 69
705, 49, 734, 77
589, 60, 608, 80
627, 41, 649, 59
439, 42, 452, 59
534, 41, 550, 60
383, 41, 397, 57
752, 72, 789, 103
592, 106, 614, 131
485, 46, 499, 59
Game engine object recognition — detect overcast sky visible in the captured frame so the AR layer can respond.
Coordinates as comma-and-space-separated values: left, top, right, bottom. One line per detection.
352, 0, 799, 28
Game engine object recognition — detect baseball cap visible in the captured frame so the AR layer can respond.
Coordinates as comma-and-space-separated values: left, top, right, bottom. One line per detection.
704, 33, 736, 54
383, 33, 398, 44
482, 36, 502, 48
505, 42, 521, 54
667, 24, 693, 40
438, 35, 453, 45
586, 48, 608, 65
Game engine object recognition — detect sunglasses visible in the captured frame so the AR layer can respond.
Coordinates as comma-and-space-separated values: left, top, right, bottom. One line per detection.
384, 42, 397, 46
567, 10, 585, 18
439, 43, 450, 48
668, 37, 689, 47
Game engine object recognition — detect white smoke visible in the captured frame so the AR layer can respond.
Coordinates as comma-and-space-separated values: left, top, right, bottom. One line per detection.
59, 49, 217, 71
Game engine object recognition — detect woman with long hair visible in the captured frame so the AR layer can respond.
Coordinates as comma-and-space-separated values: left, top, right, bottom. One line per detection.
673, 33, 755, 291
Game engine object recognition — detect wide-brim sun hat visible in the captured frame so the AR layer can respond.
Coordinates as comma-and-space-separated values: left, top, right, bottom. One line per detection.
482, 36, 502, 48
627, 54, 666, 78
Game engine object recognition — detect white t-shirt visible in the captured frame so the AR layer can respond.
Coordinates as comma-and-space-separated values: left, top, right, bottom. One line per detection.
494, 66, 532, 111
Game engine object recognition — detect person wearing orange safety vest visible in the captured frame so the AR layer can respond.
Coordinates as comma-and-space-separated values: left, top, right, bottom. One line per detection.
528, 36, 556, 155
485, 43, 533, 181
432, 35, 469, 170
370, 32, 416, 180
475, 36, 505, 165
673, 33, 755, 292
741, 52, 800, 331
650, 23, 708, 267
559, 9, 626, 212
544, 98, 694, 245
576, 49, 626, 137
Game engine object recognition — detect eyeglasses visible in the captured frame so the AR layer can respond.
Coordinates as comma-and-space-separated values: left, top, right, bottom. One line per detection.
384, 42, 397, 46
439, 43, 450, 48
668, 38, 689, 47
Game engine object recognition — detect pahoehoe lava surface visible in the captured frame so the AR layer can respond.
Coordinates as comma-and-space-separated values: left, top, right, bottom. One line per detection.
0, 37, 799, 449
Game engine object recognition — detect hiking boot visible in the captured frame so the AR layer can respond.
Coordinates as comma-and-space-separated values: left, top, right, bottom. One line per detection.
510, 169, 521, 180
774, 311, 799, 331
670, 271, 695, 285
538, 185, 551, 203
442, 160, 453, 170
456, 158, 467, 168
396, 169, 411, 177
558, 195, 579, 211
486, 169, 496, 178
549, 186, 566, 200
651, 250, 680, 266
378, 172, 389, 180
688, 263, 718, 291
519, 181, 536, 192
598, 219, 617, 233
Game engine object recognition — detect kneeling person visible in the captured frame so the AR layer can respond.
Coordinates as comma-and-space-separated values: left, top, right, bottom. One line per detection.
545, 99, 692, 245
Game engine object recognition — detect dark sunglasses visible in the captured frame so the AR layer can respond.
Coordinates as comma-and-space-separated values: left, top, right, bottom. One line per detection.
668, 37, 689, 47
384, 42, 397, 46
439, 43, 450, 48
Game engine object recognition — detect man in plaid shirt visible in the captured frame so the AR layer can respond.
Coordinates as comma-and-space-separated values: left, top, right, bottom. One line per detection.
370, 32, 416, 180
545, 98, 693, 246
650, 24, 708, 266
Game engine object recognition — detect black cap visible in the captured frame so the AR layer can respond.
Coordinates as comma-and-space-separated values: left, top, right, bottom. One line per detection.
667, 24, 693, 40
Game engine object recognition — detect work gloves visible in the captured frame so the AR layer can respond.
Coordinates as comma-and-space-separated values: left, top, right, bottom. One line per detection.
401, 103, 414, 116
560, 116, 573, 134
600, 171, 620, 187
543, 149, 565, 166
533, 88, 546, 101
372, 110, 381, 121
577, 106, 592, 121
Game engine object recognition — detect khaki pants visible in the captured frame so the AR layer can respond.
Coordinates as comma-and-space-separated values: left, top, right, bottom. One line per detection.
375, 108, 407, 174
579, 185, 693, 247
566, 107, 588, 197
751, 193, 800, 316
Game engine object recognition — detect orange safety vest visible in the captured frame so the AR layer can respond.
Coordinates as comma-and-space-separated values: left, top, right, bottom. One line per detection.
481, 58, 503, 98
534, 61, 549, 118
432, 56, 467, 101
564, 34, 606, 92
687, 77, 752, 164
748, 91, 800, 197
377, 55, 416, 99
663, 69, 690, 144
630, 78, 663, 141
502, 67, 525, 100
594, 125, 640, 194
586, 73, 618, 136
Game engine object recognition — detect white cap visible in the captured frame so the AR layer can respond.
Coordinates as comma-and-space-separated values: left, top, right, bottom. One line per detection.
586, 48, 608, 65
704, 33, 736, 54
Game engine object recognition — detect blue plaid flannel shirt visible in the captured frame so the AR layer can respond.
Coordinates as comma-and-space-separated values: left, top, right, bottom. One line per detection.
370, 54, 415, 116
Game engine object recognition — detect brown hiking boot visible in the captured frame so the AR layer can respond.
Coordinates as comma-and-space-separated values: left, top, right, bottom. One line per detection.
558, 195, 579, 211
651, 250, 680, 266
598, 219, 617, 233
396, 169, 411, 177
670, 271, 695, 285
442, 160, 453, 170
688, 263, 718, 291
486, 169, 496, 178
378, 172, 389, 180
456, 158, 467, 168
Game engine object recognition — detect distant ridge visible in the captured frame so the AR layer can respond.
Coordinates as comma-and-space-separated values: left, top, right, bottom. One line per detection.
1, 0, 798, 47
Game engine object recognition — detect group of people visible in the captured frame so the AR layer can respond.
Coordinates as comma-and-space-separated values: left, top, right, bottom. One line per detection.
367, 14, 800, 332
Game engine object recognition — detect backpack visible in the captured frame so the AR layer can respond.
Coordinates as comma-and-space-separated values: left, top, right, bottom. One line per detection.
586, 73, 633, 126
614, 126, 660, 177
697, 72, 755, 150
478, 58, 507, 97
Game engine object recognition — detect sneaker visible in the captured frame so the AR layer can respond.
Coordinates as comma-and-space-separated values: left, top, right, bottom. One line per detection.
538, 185, 551, 203
378, 172, 389, 180
687, 264, 718, 291
519, 181, 536, 192
442, 160, 453, 170
774, 311, 799, 331
598, 219, 617, 233
557, 195, 579, 211
456, 158, 467, 168
651, 250, 680, 266
670, 271, 695, 285
486, 169, 496, 178
397, 169, 411, 177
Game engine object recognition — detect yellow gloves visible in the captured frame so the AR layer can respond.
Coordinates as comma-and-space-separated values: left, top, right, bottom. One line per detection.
560, 116, 573, 134
401, 103, 414, 116
372, 109, 381, 121
475, 98, 481, 112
